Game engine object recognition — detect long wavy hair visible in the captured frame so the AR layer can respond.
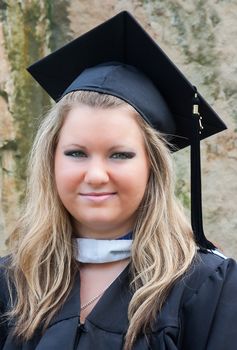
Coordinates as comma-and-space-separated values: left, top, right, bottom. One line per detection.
3, 91, 196, 349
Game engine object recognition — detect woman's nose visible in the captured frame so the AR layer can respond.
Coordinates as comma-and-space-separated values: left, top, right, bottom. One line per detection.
83, 159, 109, 185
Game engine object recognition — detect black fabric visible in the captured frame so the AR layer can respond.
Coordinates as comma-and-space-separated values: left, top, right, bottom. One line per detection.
27, 11, 226, 151
1, 251, 237, 349
63, 62, 176, 136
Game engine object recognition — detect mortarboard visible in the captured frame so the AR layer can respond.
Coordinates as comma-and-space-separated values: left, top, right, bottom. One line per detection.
27, 11, 227, 249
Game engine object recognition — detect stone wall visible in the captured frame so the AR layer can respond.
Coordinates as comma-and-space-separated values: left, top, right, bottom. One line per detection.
0, 0, 236, 257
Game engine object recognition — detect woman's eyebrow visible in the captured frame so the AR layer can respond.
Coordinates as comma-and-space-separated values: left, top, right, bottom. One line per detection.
108, 145, 134, 151
61, 143, 87, 150
61, 144, 135, 151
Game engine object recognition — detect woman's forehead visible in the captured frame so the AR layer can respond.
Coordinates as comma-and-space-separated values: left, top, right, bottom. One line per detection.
57, 104, 145, 145
61, 104, 138, 128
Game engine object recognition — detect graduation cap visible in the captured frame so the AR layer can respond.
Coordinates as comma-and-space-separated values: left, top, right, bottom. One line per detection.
27, 11, 227, 250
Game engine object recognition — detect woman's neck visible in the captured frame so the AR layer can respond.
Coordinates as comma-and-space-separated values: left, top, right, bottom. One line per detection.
71, 217, 135, 240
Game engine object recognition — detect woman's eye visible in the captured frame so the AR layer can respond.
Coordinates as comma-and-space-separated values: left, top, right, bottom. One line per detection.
111, 152, 135, 160
64, 150, 87, 158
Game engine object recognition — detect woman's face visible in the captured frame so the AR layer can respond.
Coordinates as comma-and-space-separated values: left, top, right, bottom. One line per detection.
54, 104, 150, 239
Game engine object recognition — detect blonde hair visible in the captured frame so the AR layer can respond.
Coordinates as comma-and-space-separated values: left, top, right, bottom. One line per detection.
3, 91, 196, 349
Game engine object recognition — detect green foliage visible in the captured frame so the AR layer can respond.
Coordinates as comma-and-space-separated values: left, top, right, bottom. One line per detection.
45, 0, 72, 51
0, 89, 8, 102
175, 178, 191, 209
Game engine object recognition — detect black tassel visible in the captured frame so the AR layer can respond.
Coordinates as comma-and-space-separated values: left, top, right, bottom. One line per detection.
191, 86, 215, 250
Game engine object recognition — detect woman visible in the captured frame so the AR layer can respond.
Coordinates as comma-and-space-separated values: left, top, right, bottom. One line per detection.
1, 11, 237, 350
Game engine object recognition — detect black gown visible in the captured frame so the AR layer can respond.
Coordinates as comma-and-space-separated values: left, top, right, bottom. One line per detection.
1, 250, 237, 349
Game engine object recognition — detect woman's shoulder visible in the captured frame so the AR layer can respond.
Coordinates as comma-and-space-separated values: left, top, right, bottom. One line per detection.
150, 249, 237, 349
193, 247, 235, 275
181, 249, 237, 300
176, 250, 237, 349
0, 255, 12, 306
195, 248, 231, 268
0, 254, 12, 279
0, 254, 11, 267
0, 256, 12, 349
163, 248, 237, 314
191, 248, 236, 279
0, 255, 11, 276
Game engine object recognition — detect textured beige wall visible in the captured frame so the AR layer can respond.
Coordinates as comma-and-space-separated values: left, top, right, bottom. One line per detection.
0, 0, 236, 258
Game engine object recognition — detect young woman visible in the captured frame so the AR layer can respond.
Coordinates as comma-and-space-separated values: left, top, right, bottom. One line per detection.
1, 11, 237, 350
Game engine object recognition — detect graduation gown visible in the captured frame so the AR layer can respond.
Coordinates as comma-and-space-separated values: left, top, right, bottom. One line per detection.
1, 250, 237, 349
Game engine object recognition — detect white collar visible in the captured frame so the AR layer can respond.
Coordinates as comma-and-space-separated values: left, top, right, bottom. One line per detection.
74, 238, 133, 263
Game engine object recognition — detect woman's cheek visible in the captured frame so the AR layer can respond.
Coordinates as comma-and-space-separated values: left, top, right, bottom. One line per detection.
55, 165, 84, 193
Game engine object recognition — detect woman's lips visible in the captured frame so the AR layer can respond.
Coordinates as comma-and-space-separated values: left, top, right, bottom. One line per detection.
79, 192, 117, 202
